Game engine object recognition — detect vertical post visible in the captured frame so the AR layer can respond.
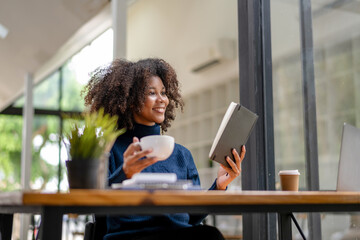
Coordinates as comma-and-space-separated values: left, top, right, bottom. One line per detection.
278, 213, 293, 240
238, 0, 276, 239
299, 0, 322, 238
58, 68, 63, 192
112, 0, 127, 59
38, 207, 63, 240
20, 73, 33, 240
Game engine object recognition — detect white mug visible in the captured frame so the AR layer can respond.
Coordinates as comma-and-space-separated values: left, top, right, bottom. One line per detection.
137, 135, 175, 161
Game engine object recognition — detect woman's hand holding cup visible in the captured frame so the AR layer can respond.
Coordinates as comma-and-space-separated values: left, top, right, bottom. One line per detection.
122, 137, 159, 179
122, 135, 175, 179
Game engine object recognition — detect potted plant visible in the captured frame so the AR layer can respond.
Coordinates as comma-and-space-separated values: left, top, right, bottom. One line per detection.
64, 108, 125, 189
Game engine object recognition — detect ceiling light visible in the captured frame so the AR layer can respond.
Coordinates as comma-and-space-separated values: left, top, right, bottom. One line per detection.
0, 23, 9, 39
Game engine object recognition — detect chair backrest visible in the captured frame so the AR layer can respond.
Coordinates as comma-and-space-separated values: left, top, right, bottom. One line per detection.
94, 215, 107, 240
84, 215, 107, 240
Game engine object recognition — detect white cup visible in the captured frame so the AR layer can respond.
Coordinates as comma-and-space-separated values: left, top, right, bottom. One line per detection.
137, 135, 175, 161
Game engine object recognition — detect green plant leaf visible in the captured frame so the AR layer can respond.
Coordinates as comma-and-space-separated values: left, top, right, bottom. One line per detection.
64, 108, 124, 161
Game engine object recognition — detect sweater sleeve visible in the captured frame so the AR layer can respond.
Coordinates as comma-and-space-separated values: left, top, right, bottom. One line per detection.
107, 151, 127, 185
181, 147, 209, 225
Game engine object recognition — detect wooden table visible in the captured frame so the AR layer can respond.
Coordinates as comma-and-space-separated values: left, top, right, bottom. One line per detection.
1, 190, 360, 240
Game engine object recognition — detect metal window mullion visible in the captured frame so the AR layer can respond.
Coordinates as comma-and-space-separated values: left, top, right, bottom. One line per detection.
238, 0, 276, 239
261, 0, 276, 196
299, 0, 322, 239
58, 68, 63, 191
261, 0, 277, 238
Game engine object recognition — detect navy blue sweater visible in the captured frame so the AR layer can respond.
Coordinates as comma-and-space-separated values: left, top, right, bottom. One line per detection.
104, 123, 216, 239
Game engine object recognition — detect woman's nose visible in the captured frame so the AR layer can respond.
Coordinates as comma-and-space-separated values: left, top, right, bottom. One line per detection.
157, 94, 165, 102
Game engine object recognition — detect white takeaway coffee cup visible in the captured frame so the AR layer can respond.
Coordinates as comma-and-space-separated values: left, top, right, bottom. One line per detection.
278, 170, 300, 191
137, 135, 175, 161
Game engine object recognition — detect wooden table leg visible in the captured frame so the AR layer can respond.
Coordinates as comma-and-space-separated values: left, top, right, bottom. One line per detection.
278, 213, 292, 240
0, 214, 13, 240
38, 207, 63, 240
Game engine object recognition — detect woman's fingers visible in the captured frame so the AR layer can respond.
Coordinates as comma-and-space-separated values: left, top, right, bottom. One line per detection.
232, 148, 241, 167
240, 145, 246, 161
129, 157, 159, 175
217, 146, 246, 189
137, 157, 159, 169
123, 154, 158, 178
123, 138, 141, 158
231, 146, 246, 169
129, 148, 153, 162
225, 156, 241, 175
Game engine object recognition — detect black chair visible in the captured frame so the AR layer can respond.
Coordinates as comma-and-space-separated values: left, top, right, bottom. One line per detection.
84, 215, 107, 240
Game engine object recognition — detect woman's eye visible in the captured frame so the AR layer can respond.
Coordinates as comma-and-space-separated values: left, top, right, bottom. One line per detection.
161, 91, 167, 96
148, 92, 156, 95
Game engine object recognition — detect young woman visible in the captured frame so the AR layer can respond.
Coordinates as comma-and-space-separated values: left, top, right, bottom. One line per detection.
83, 58, 246, 240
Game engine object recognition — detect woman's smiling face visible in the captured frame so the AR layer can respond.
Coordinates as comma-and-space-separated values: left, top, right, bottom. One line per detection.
133, 75, 169, 126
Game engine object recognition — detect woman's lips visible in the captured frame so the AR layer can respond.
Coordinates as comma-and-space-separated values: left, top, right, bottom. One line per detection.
153, 107, 165, 113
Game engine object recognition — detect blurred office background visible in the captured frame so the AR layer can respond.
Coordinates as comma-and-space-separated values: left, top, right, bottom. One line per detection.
1, 0, 360, 239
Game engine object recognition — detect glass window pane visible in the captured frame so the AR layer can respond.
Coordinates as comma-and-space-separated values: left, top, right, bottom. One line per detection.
0, 115, 23, 191
271, 1, 306, 190
314, 35, 358, 190
13, 96, 24, 108
61, 61, 86, 112
34, 72, 60, 110
12, 72, 60, 109
312, 2, 360, 238
0, 115, 60, 192
31, 115, 60, 191
272, 0, 360, 238
271, 1, 310, 238
61, 29, 113, 112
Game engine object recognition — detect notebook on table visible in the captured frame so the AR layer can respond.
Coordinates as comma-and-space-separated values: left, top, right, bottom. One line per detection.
336, 123, 360, 191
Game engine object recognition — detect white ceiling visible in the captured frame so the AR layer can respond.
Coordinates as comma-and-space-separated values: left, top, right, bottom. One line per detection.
0, 0, 109, 111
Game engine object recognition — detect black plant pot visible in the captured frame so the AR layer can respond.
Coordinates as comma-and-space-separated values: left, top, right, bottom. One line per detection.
66, 160, 100, 189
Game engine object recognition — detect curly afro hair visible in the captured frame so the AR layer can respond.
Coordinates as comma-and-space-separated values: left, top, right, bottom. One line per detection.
82, 58, 184, 132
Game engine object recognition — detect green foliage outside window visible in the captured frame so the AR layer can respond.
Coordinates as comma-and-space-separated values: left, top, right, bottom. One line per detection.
0, 29, 113, 191
0, 116, 58, 191
0, 116, 22, 190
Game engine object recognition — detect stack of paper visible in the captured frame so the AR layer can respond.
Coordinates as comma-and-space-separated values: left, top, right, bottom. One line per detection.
122, 173, 177, 186
111, 173, 199, 190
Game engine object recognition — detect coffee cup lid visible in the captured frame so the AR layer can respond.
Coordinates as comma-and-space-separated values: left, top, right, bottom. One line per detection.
278, 170, 300, 175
